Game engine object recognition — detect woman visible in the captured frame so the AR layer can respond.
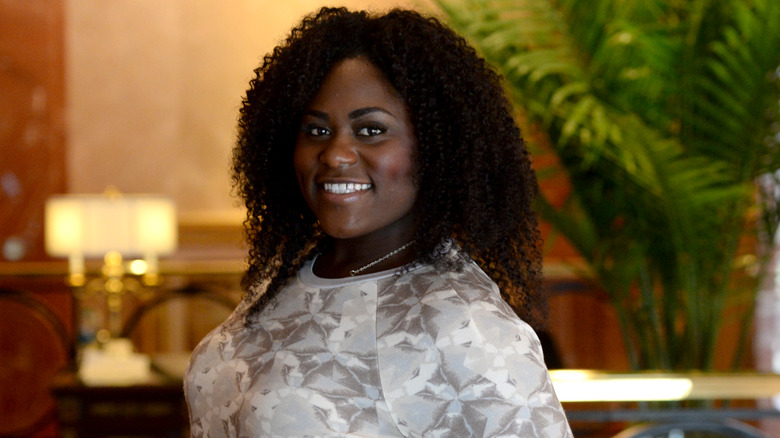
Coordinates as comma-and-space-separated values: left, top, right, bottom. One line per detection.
185, 7, 572, 437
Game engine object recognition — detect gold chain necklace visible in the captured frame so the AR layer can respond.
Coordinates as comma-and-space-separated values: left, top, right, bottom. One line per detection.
349, 240, 415, 277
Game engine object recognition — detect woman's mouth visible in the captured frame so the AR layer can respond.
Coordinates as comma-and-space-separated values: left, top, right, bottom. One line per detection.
322, 183, 372, 194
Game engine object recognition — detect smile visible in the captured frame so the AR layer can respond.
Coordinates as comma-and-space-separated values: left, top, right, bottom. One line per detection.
322, 182, 372, 194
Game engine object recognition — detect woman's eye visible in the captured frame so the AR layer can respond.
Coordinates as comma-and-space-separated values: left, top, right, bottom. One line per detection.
302, 125, 330, 137
356, 125, 386, 137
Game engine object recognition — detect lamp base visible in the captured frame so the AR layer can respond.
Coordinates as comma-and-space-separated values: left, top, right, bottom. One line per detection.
78, 338, 151, 386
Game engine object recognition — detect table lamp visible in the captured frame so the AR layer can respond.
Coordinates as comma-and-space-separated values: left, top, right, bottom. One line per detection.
44, 191, 177, 339
44, 191, 177, 385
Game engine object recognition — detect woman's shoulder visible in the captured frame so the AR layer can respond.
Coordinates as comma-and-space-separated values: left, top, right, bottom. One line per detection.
186, 311, 240, 371
185, 295, 266, 374
377, 262, 572, 437
378, 260, 545, 372
389, 260, 527, 327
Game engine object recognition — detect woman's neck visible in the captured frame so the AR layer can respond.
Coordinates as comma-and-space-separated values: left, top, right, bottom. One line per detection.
313, 224, 417, 279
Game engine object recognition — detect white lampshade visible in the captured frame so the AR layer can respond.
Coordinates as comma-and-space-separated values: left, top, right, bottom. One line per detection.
45, 194, 177, 259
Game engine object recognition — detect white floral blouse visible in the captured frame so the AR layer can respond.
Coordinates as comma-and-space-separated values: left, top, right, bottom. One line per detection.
185, 258, 573, 437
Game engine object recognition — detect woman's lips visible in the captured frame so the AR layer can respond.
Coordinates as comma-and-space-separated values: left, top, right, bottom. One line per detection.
322, 182, 372, 194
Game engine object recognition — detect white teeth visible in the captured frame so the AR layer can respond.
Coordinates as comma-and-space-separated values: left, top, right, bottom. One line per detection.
323, 183, 372, 194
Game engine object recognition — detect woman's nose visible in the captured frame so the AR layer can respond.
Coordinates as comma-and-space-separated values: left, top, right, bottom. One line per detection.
319, 133, 358, 167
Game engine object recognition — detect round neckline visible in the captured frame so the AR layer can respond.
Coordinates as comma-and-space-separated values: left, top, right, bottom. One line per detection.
298, 256, 417, 288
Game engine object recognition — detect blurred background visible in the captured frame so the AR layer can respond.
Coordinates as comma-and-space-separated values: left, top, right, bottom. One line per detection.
2, 0, 779, 437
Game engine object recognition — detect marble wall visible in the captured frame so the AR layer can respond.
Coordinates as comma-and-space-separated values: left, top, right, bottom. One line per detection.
65, 0, 432, 223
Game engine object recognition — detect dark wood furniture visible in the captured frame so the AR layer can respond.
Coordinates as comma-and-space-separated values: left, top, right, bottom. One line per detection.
50, 370, 188, 438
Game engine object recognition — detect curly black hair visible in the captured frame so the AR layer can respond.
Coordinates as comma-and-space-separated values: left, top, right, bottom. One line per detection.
232, 7, 545, 328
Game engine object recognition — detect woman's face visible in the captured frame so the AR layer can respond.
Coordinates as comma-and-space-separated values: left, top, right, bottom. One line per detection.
293, 57, 418, 241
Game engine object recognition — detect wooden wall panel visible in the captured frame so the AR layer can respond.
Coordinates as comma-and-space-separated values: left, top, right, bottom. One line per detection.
0, 1, 67, 436
0, 0, 66, 263
546, 282, 631, 370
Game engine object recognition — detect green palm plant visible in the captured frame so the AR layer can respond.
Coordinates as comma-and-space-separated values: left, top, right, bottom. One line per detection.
435, 0, 780, 370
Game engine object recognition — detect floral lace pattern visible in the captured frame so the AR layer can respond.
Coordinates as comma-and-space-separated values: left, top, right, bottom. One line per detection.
185, 260, 572, 437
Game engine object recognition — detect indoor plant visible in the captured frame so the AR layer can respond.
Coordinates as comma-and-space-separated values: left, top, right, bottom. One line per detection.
436, 0, 780, 370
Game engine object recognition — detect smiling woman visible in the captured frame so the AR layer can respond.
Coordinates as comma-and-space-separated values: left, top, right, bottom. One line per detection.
184, 7, 573, 437
293, 57, 418, 274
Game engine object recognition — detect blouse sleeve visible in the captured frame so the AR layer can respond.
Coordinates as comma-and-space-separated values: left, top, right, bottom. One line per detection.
375, 272, 573, 438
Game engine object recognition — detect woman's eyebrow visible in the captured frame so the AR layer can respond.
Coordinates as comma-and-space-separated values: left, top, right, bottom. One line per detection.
349, 107, 396, 119
303, 109, 329, 121
302, 107, 396, 120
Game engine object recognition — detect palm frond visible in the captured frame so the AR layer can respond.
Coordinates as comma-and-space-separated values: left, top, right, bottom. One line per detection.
436, 0, 780, 370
